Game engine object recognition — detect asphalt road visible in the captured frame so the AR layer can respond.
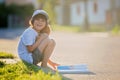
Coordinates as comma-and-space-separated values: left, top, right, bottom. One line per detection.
0, 29, 120, 80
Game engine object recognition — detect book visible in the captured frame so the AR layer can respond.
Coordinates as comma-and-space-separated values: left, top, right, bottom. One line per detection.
57, 64, 90, 74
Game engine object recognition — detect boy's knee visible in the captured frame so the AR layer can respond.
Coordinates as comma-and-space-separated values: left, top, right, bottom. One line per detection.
50, 39, 56, 46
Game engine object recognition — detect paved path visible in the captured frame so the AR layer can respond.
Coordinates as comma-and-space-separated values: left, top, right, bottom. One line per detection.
0, 29, 120, 80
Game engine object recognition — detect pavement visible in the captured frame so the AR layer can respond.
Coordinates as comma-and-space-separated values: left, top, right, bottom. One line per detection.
0, 29, 120, 80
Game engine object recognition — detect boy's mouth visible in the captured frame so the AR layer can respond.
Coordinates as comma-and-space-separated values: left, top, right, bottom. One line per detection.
37, 24, 42, 27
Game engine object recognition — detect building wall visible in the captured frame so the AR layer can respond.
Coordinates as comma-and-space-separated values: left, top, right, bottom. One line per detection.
55, 0, 119, 26
115, 0, 120, 8
0, 0, 4, 3
70, 0, 110, 25
70, 2, 85, 25
88, 0, 110, 24
55, 6, 63, 25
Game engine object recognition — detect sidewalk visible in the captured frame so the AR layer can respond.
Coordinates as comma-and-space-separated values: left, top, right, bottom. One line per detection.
0, 28, 24, 39
0, 29, 120, 80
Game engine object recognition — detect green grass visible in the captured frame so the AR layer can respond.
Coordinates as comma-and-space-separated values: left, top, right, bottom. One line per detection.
111, 24, 120, 35
0, 52, 62, 80
89, 26, 106, 32
0, 52, 15, 59
0, 61, 62, 80
52, 25, 81, 32
51, 24, 106, 32
0, 61, 5, 67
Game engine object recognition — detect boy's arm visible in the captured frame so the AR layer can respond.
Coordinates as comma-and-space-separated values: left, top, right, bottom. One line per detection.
26, 37, 42, 53
27, 33, 48, 53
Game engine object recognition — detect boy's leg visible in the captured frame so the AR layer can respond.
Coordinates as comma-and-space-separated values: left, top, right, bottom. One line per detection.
41, 39, 56, 67
32, 48, 43, 65
38, 38, 56, 67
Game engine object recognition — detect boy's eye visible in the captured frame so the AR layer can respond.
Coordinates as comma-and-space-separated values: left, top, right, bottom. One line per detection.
41, 20, 45, 22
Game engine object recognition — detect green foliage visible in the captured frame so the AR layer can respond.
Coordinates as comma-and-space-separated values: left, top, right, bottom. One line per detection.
0, 3, 34, 19
0, 52, 15, 59
52, 24, 106, 32
0, 3, 8, 27
0, 61, 62, 80
0, 52, 62, 80
0, 3, 7, 17
89, 26, 106, 32
52, 25, 81, 32
37, 0, 57, 24
112, 24, 120, 35
7, 3, 34, 18
0, 3, 34, 28
0, 61, 5, 67
43, 0, 56, 24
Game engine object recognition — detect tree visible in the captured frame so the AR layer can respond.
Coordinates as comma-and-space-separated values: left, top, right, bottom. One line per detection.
84, 0, 89, 31
37, 0, 58, 24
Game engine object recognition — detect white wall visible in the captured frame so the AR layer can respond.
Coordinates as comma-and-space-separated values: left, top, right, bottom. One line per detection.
70, 2, 85, 25
88, 0, 110, 24
55, 0, 112, 25
116, 0, 120, 8
55, 6, 63, 25
70, 0, 110, 25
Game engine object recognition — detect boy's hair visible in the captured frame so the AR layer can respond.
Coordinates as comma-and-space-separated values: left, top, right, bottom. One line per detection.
29, 14, 48, 27
29, 10, 51, 35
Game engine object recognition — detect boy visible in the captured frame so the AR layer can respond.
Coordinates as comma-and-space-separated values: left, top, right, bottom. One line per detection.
17, 10, 59, 70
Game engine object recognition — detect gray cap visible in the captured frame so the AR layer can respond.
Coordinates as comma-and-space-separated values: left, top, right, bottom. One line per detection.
32, 10, 49, 20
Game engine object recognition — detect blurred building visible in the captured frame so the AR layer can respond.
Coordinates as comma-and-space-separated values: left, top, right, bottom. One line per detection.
0, 0, 4, 3
5, 0, 39, 8
0, 0, 40, 29
55, 0, 120, 27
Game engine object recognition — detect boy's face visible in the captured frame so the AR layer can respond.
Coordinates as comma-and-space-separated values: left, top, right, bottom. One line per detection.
33, 18, 46, 32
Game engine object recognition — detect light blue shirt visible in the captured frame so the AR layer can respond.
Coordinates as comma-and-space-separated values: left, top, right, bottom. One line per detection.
18, 27, 38, 64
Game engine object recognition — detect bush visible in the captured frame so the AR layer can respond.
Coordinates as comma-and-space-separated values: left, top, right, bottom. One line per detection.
111, 24, 120, 35
0, 52, 15, 59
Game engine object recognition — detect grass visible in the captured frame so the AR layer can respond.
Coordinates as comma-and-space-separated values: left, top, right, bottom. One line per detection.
111, 24, 120, 35
0, 52, 15, 59
0, 52, 62, 80
52, 24, 81, 32
0, 61, 5, 67
88, 26, 106, 32
0, 61, 62, 80
51, 24, 106, 32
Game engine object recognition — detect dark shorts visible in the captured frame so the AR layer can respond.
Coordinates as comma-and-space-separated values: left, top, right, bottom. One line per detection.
32, 48, 43, 65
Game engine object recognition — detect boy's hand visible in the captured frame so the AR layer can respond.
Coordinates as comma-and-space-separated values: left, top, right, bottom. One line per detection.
36, 33, 48, 41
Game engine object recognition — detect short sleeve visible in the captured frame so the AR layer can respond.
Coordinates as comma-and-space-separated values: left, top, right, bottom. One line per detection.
21, 31, 36, 46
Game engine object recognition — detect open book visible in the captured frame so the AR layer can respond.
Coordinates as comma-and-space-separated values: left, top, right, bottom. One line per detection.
57, 64, 92, 74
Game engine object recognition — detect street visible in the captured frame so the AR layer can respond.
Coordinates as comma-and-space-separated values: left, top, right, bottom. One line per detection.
0, 29, 120, 80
